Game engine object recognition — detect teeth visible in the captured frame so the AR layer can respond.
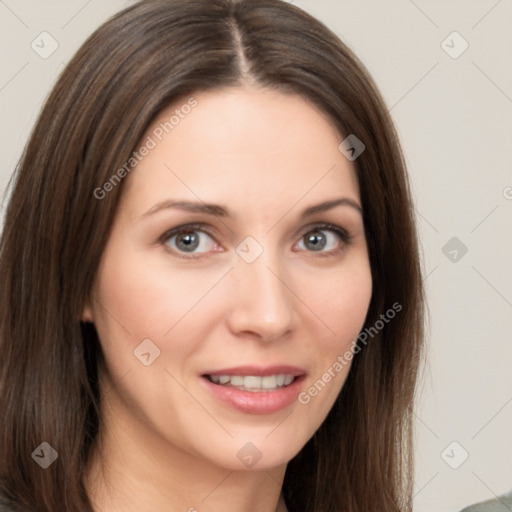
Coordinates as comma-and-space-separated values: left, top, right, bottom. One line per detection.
261, 375, 277, 389
208, 373, 296, 391
230, 375, 244, 386
244, 376, 262, 389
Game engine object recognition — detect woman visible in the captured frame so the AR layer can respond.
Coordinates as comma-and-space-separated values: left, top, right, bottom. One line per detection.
0, 0, 424, 510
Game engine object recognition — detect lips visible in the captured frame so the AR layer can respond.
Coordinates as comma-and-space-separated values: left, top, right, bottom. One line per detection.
200, 365, 307, 414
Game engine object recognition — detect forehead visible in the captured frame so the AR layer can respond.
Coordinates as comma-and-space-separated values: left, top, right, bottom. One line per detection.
120, 86, 360, 218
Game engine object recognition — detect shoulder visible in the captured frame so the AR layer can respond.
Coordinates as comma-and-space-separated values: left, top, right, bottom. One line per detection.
460, 492, 512, 512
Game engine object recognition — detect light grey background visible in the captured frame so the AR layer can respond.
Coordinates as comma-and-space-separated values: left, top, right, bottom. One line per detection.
1, 1, 511, 511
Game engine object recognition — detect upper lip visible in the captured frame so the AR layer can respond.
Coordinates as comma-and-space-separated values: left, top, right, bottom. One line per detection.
202, 365, 306, 377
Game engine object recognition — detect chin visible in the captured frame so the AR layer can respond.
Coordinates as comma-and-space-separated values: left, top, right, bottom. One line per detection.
194, 427, 310, 472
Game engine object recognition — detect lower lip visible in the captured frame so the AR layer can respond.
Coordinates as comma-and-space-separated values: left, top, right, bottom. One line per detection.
201, 375, 306, 415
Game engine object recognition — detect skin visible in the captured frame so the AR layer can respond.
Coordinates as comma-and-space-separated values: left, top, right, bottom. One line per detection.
83, 86, 373, 512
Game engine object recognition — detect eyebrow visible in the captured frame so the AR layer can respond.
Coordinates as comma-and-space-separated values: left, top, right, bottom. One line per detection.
141, 197, 362, 220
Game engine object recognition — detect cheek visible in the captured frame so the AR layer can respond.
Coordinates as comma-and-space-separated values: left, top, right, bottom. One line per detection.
94, 259, 171, 340
291, 262, 372, 443
307, 260, 373, 350
92, 245, 227, 356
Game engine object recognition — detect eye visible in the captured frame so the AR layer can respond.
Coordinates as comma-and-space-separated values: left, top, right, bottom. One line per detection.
295, 223, 351, 254
159, 222, 352, 259
161, 224, 218, 256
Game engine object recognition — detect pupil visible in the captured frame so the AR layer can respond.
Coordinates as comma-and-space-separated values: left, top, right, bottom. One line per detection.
306, 231, 326, 251
177, 232, 199, 251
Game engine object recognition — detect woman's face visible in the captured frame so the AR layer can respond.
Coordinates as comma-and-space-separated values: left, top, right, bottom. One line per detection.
83, 86, 372, 471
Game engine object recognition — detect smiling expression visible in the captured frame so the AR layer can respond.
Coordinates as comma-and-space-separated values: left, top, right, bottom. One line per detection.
83, 85, 373, 471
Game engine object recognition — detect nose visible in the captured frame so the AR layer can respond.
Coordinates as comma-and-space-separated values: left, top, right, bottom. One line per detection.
225, 246, 296, 343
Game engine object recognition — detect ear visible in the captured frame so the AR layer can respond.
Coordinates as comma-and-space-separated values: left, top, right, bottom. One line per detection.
81, 300, 94, 323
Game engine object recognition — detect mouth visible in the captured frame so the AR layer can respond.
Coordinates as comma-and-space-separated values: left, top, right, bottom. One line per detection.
200, 365, 307, 414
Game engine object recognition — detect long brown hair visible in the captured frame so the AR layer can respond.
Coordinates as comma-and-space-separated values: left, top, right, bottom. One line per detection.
0, 1, 424, 510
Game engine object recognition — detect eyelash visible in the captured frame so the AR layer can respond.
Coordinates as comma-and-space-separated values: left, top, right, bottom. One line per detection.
159, 222, 353, 260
